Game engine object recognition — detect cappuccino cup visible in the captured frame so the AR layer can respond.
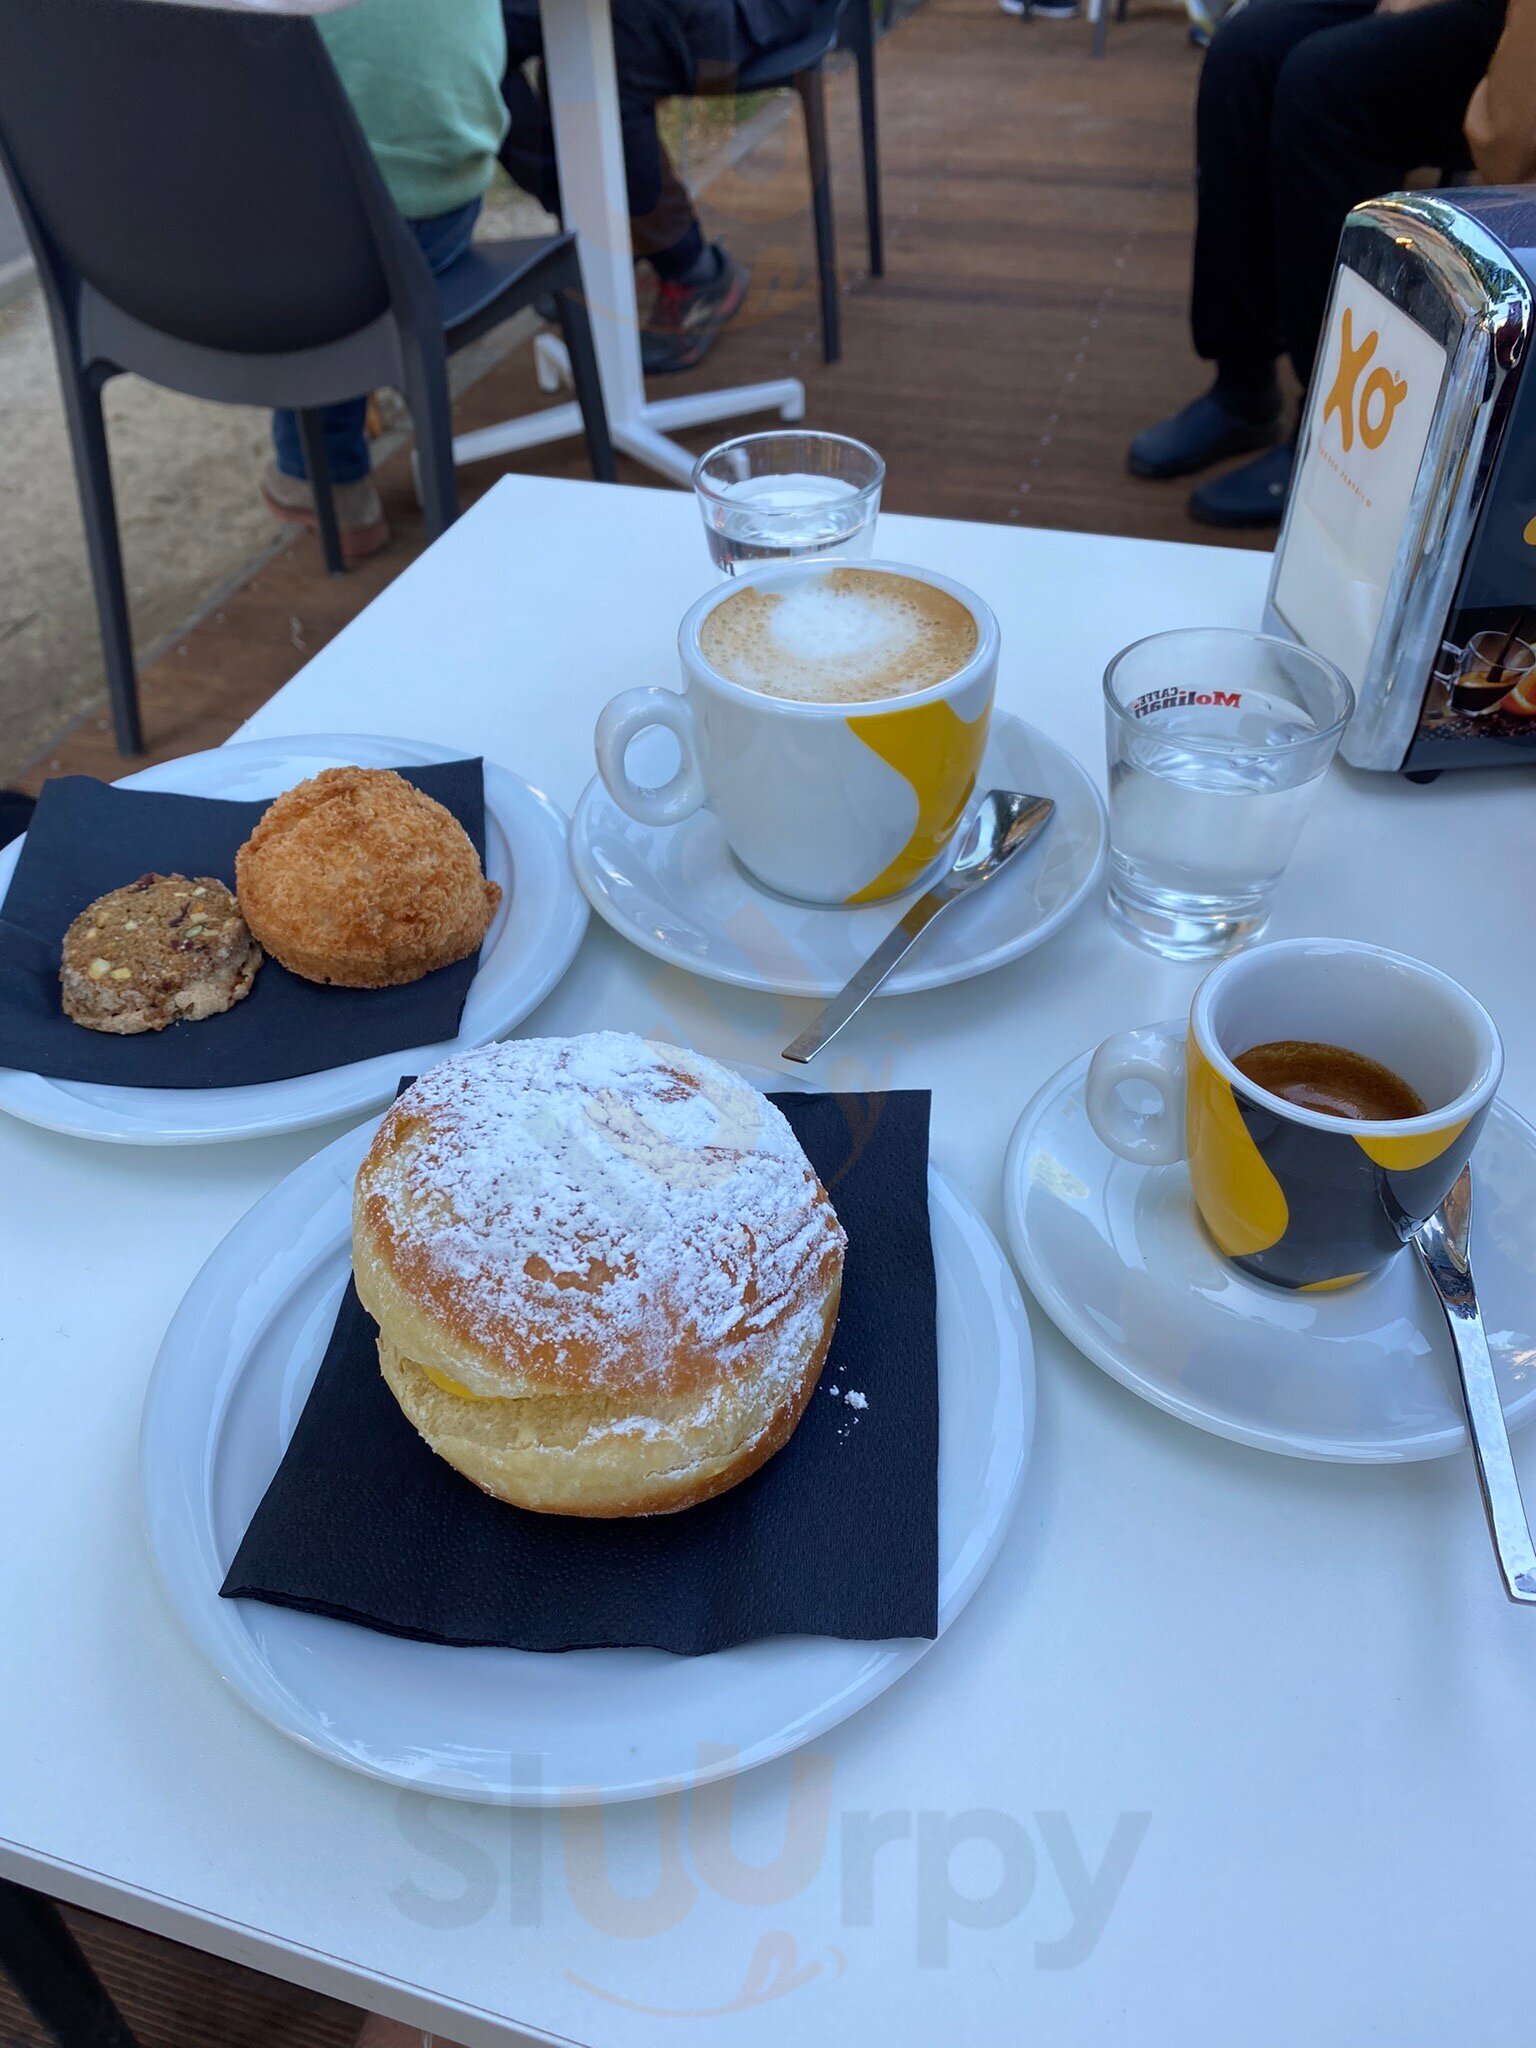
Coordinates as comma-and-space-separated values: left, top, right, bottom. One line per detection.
594, 559, 999, 905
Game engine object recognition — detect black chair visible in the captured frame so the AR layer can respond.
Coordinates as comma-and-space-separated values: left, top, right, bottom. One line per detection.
0, 0, 616, 758
697, 0, 883, 366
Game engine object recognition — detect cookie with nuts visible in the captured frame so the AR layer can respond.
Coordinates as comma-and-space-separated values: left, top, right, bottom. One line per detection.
59, 873, 262, 1034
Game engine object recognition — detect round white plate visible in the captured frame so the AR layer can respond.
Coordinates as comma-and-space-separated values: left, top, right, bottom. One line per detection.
141, 1089, 1034, 1806
0, 734, 588, 1145
1003, 1034, 1536, 1463
569, 709, 1107, 998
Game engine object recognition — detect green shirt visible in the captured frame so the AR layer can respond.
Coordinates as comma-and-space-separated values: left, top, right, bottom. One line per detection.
319, 0, 509, 221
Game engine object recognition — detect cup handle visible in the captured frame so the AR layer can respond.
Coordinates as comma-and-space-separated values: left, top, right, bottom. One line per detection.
1085, 1025, 1189, 1166
595, 688, 707, 828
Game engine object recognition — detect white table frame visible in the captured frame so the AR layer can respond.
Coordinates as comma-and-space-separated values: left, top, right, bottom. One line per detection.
452, 0, 806, 485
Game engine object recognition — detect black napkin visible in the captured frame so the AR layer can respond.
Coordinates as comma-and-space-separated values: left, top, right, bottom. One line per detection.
0, 763, 488, 1088
222, 1090, 939, 1654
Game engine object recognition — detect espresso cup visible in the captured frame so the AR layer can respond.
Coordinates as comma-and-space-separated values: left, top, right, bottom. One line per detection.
593, 559, 999, 905
1085, 937, 1503, 1291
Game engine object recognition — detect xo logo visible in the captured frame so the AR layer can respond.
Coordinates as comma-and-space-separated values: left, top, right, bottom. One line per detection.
1323, 307, 1407, 453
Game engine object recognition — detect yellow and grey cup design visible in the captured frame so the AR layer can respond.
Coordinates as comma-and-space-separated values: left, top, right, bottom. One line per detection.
1185, 1038, 1488, 1291
843, 673, 993, 902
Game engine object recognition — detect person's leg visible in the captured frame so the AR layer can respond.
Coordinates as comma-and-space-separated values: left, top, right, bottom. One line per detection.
411, 197, 481, 276
496, 0, 741, 367
498, 0, 705, 260
612, 0, 712, 273
1129, 0, 1373, 480
614, 0, 759, 369
265, 392, 382, 559
264, 201, 481, 554
1189, 0, 1503, 526
270, 399, 370, 487
635, 0, 842, 355
499, 0, 561, 216
1191, 0, 1371, 382
1271, 0, 1504, 385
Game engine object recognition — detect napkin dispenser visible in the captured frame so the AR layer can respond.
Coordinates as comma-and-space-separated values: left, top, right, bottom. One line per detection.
1264, 189, 1536, 773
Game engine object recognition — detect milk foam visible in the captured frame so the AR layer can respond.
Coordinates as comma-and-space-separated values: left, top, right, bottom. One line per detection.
699, 568, 978, 704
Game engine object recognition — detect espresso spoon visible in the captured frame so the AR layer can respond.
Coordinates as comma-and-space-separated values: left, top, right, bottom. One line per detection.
780, 788, 1054, 1064
1411, 1168, 1536, 1604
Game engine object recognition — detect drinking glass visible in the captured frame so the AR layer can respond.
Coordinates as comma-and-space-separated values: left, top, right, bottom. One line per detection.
1103, 628, 1353, 960
1452, 629, 1536, 715
692, 430, 884, 574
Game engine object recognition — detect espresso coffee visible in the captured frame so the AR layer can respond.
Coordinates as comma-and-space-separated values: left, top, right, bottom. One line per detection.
1234, 1039, 1427, 1122
699, 567, 978, 705
1451, 666, 1516, 715
1451, 633, 1534, 714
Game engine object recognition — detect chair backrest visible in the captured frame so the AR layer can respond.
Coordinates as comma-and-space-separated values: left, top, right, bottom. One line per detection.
0, 0, 408, 355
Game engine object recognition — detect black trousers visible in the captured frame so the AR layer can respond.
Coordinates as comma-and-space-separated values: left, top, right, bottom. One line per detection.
501, 0, 829, 270
1193, 0, 1505, 386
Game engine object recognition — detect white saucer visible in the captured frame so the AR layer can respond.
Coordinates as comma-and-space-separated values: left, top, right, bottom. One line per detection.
1003, 1033, 1536, 1463
569, 709, 1107, 998
141, 1078, 1036, 1805
0, 734, 588, 1145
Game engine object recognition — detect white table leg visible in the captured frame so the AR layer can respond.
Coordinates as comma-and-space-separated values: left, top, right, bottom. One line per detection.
452, 0, 806, 485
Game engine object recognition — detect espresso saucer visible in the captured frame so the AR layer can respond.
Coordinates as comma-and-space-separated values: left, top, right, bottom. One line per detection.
569, 709, 1106, 999
1003, 1033, 1536, 1462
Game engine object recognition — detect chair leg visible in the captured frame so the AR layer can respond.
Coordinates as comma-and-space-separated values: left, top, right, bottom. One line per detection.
796, 69, 841, 366
553, 272, 618, 484
1092, 0, 1110, 56
295, 410, 345, 576
853, 11, 884, 279
0, 1880, 143, 2048
400, 338, 459, 543
56, 368, 141, 755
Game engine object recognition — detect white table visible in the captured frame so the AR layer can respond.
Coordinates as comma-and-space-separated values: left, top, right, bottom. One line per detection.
454, 0, 805, 484
5, 477, 1536, 2048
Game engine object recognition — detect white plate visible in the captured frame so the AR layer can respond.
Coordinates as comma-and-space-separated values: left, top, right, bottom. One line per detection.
569, 709, 1107, 998
0, 734, 588, 1145
140, 1090, 1035, 1806
1003, 1034, 1536, 1463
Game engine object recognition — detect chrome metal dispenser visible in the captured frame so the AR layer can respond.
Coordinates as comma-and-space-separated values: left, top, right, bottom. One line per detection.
1265, 189, 1536, 772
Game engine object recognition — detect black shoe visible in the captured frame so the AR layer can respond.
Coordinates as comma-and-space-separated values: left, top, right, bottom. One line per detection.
1188, 443, 1296, 529
1128, 390, 1281, 481
641, 247, 750, 375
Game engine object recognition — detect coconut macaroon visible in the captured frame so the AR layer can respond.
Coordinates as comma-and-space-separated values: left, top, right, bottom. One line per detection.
235, 765, 499, 989
351, 1033, 846, 1517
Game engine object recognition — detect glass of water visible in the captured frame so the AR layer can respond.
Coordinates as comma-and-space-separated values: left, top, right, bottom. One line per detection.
1103, 628, 1353, 960
692, 430, 884, 574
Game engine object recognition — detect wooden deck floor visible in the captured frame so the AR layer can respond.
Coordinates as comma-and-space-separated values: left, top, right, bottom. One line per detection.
17, 0, 1257, 794
7, 5, 1235, 2043
0, 1900, 363, 2048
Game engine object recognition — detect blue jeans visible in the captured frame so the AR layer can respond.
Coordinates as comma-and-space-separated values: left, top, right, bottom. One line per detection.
270, 198, 482, 486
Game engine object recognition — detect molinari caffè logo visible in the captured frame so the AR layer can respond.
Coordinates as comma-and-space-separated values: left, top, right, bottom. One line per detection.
1129, 685, 1241, 719
1323, 307, 1408, 454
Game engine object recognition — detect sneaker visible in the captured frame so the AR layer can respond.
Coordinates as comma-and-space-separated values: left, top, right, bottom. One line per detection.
1188, 442, 1296, 529
260, 461, 391, 561
1029, 1, 1080, 16
640, 246, 750, 375
1127, 389, 1281, 481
